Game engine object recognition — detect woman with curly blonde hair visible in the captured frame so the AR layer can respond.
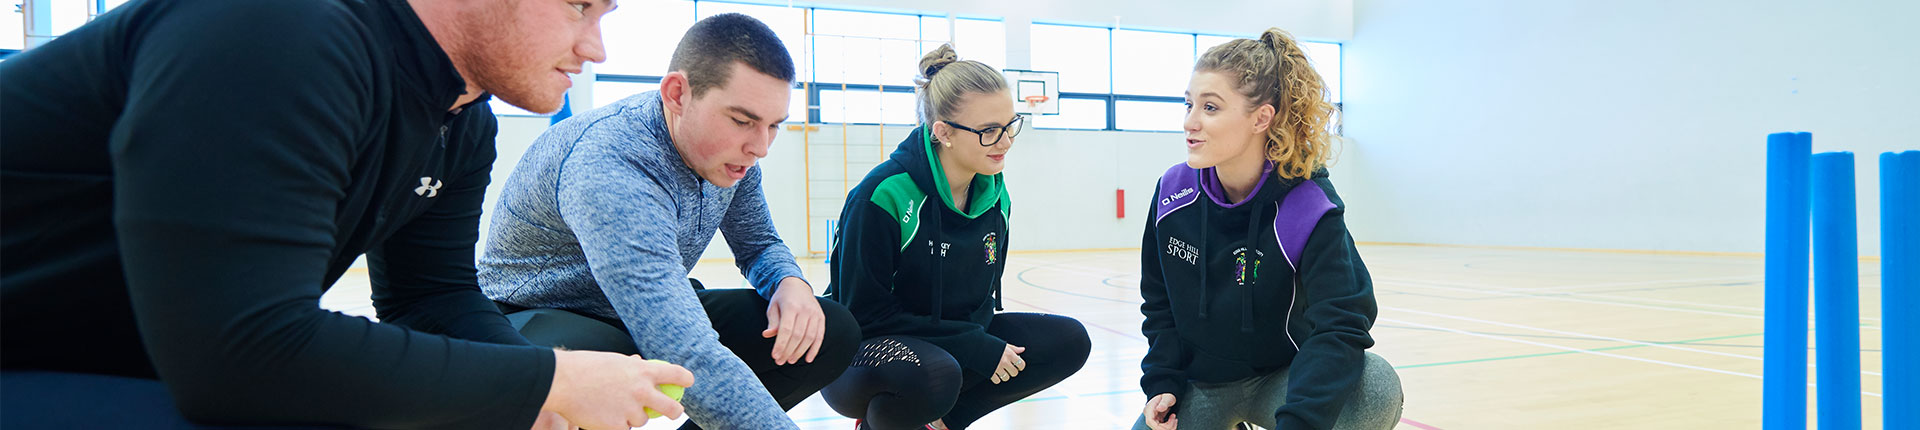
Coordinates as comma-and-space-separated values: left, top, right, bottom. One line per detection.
1135, 28, 1403, 430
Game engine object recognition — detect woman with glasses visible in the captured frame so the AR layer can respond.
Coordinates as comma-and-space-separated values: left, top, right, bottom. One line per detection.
820, 43, 1090, 430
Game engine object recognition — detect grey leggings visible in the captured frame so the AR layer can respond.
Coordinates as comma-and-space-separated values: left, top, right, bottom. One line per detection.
1132, 352, 1404, 430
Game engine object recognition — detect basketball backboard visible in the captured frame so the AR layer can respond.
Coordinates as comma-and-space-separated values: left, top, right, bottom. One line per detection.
1002, 69, 1059, 115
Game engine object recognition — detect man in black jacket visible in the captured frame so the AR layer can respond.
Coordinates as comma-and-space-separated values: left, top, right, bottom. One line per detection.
0, 1, 689, 429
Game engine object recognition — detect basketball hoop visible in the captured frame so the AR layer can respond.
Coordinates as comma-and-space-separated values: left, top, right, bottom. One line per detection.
1023, 95, 1050, 109
1004, 69, 1059, 115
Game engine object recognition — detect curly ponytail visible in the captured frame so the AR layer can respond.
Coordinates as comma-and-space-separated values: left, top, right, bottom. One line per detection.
1196, 28, 1339, 180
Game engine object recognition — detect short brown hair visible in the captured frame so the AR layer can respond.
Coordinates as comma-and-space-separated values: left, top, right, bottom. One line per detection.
668, 13, 796, 97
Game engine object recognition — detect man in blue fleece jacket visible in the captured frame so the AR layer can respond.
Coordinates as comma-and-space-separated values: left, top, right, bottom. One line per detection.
480, 13, 859, 430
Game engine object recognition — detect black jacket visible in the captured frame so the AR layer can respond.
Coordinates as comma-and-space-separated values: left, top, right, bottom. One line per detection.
0, 0, 550, 428
828, 125, 1012, 381
1139, 162, 1378, 429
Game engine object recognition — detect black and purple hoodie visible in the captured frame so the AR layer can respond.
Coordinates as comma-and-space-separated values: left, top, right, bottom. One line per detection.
1138, 161, 1378, 429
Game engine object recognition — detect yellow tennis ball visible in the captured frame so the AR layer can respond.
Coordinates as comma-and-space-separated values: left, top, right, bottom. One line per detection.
645, 359, 687, 419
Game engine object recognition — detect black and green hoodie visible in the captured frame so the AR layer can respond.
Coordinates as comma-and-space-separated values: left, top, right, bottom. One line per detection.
828, 125, 1011, 382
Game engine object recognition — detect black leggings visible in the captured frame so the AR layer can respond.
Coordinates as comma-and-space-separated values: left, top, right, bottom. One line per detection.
501, 285, 861, 430
821, 312, 1091, 430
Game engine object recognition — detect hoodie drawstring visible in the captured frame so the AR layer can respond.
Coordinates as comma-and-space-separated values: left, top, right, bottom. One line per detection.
929, 202, 944, 326
1196, 203, 1210, 320
993, 282, 1004, 311
1242, 203, 1263, 333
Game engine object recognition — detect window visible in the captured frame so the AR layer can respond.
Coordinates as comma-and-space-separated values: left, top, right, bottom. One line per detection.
50, 0, 87, 35
573, 3, 1340, 130
1302, 41, 1341, 103
694, 2, 808, 79
919, 16, 1007, 69
1195, 34, 1342, 103
590, 3, 999, 126
1112, 29, 1193, 97
1196, 34, 1242, 60
3, 1, 23, 51
818, 89, 916, 125
1115, 100, 1184, 132
489, 98, 546, 117
1028, 24, 1109, 94
592, 81, 660, 108
787, 87, 807, 123
952, 18, 1006, 70
596, 0, 693, 76
919, 16, 951, 50
1030, 98, 1106, 130
809, 11, 1003, 125
811, 10, 920, 87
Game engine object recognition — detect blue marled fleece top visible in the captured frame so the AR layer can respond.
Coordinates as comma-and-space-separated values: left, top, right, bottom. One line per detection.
480, 90, 804, 429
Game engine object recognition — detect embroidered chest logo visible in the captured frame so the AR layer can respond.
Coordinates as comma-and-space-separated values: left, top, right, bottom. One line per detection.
928, 239, 951, 257
982, 232, 998, 265
414, 177, 443, 198
1166, 236, 1198, 265
1233, 247, 1264, 285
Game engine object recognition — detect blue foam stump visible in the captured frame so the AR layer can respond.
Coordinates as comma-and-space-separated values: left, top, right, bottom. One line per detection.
1813, 151, 1861, 430
1765, 132, 1811, 430
1885, 150, 1920, 429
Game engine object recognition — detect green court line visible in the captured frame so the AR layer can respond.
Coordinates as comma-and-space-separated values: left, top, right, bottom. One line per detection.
1395, 332, 1763, 369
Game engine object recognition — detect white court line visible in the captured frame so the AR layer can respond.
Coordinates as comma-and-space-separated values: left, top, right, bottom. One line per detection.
1380, 317, 1882, 398
1387, 275, 1885, 322
1505, 275, 1757, 293
1385, 306, 1882, 377
1524, 290, 1883, 323
1377, 277, 1883, 331
1035, 261, 1887, 323
1051, 388, 1135, 427
1004, 258, 1137, 280
1382, 276, 1889, 322
1022, 261, 1886, 331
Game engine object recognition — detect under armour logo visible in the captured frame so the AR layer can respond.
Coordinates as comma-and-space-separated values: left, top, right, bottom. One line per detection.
414, 177, 443, 198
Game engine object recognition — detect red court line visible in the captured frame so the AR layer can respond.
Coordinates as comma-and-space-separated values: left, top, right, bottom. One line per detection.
1400, 417, 1443, 430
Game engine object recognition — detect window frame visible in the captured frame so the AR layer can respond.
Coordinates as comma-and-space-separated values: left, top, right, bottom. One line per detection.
486, 1, 1346, 131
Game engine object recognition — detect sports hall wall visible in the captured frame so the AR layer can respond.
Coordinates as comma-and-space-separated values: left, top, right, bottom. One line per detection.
1341, 0, 1918, 256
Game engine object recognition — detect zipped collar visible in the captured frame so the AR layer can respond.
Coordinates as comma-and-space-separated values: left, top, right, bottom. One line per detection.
376, 0, 473, 112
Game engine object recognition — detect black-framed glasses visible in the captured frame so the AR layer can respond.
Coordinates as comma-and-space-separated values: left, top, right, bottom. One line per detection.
941, 114, 1026, 147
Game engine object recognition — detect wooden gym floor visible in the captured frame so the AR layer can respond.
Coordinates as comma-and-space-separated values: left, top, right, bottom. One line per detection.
321, 244, 1886, 429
